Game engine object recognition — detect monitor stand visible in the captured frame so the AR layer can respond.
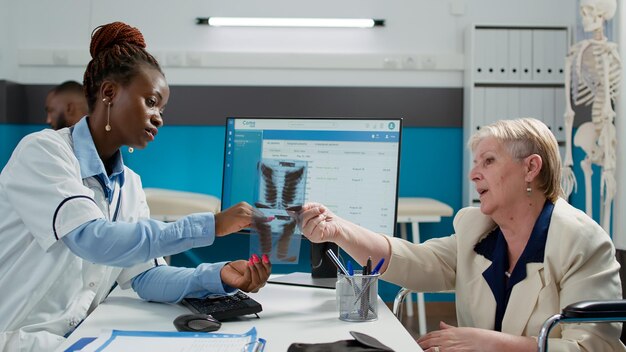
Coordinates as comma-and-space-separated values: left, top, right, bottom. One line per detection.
310, 242, 338, 278
267, 242, 338, 289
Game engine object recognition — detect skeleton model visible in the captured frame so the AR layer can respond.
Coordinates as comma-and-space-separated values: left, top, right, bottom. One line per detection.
253, 159, 307, 262
562, 0, 621, 233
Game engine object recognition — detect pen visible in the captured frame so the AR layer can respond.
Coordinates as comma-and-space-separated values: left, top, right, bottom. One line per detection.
371, 258, 385, 275
325, 249, 349, 276
361, 256, 372, 319
347, 260, 354, 276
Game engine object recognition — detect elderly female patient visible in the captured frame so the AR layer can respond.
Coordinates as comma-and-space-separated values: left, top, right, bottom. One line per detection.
297, 118, 625, 351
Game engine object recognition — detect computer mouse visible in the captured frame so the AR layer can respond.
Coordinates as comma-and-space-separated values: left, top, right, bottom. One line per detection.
173, 313, 222, 332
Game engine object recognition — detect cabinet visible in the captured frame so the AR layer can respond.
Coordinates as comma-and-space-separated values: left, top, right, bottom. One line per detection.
463, 25, 570, 206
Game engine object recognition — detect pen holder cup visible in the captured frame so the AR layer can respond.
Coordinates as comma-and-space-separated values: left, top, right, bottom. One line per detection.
336, 271, 379, 322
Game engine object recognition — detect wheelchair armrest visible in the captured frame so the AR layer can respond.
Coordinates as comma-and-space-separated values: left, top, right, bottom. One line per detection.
539, 300, 626, 352
392, 287, 413, 319
562, 299, 626, 319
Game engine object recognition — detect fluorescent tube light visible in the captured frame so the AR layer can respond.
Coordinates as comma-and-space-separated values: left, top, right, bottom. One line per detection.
196, 17, 384, 28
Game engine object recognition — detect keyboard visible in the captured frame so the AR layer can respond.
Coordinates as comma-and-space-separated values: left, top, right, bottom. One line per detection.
182, 291, 262, 320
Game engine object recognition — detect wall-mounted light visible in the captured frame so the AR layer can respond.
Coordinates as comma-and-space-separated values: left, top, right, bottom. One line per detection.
196, 17, 385, 28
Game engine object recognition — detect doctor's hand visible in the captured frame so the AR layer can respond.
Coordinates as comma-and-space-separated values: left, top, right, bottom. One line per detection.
215, 202, 256, 237
220, 255, 272, 293
417, 321, 536, 352
296, 203, 344, 244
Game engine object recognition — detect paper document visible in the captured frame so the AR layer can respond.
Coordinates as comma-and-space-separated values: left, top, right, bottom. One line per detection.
79, 327, 264, 352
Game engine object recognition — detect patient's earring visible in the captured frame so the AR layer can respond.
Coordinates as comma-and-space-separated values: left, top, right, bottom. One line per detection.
128, 147, 134, 153
103, 98, 112, 132
526, 183, 532, 196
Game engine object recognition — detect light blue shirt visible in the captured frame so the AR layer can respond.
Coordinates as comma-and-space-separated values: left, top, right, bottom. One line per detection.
62, 117, 235, 302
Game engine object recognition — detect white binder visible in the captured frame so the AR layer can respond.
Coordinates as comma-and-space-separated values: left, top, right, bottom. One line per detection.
519, 29, 533, 82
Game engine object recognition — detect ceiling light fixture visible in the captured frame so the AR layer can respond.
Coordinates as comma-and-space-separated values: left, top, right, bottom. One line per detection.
196, 17, 385, 28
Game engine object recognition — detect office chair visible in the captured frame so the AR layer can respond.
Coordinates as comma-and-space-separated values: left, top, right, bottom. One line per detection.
393, 288, 626, 352
143, 188, 221, 222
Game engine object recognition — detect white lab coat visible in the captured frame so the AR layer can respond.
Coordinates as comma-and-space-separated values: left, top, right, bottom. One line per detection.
0, 129, 165, 352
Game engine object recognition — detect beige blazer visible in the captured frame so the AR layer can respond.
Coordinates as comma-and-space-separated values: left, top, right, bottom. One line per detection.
382, 198, 626, 351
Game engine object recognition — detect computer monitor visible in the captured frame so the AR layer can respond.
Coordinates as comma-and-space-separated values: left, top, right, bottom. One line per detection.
221, 117, 402, 279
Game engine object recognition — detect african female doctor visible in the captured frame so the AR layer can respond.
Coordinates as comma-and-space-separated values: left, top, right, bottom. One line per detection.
298, 118, 625, 351
0, 21, 271, 351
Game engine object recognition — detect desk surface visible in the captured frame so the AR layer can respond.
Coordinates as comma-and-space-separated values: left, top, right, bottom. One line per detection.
58, 281, 421, 351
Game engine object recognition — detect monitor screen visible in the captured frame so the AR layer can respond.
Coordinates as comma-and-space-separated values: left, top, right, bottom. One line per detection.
221, 117, 402, 237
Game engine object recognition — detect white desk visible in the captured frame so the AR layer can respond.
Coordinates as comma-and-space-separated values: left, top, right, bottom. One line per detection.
396, 197, 454, 335
57, 282, 421, 351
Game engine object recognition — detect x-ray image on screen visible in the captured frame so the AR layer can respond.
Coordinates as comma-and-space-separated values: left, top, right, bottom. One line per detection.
250, 158, 307, 264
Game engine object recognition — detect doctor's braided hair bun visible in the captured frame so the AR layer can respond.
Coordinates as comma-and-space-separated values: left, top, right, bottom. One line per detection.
83, 21, 162, 111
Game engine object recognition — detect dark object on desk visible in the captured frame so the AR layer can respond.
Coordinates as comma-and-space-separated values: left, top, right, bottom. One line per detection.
288, 331, 394, 352
268, 272, 336, 289
311, 242, 339, 278
173, 313, 222, 332
182, 291, 262, 320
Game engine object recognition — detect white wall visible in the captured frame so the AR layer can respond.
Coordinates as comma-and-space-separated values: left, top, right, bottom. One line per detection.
3, 0, 576, 87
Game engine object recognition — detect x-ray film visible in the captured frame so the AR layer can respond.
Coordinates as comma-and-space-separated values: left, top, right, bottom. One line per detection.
250, 159, 307, 264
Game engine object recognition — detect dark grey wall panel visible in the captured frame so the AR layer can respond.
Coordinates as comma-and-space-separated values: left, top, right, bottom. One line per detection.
0, 81, 50, 124
165, 86, 462, 127
0, 81, 5, 123
0, 81, 592, 127
0, 82, 462, 127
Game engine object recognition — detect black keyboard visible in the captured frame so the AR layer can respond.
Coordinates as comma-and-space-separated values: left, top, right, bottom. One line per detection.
182, 291, 262, 320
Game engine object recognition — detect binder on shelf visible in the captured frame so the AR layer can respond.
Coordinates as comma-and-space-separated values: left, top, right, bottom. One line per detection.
554, 87, 566, 142
554, 29, 568, 82
483, 87, 499, 126
541, 87, 556, 133
483, 29, 498, 81
496, 88, 509, 120
474, 29, 490, 81
473, 87, 485, 131
545, 30, 562, 83
519, 29, 533, 82
507, 29, 522, 81
506, 87, 521, 119
529, 88, 545, 123
532, 29, 547, 82
493, 29, 509, 81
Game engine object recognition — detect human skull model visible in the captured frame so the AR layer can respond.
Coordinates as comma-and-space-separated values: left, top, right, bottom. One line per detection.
580, 0, 617, 32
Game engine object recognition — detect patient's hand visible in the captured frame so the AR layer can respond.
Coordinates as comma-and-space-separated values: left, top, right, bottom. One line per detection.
417, 321, 536, 352
297, 203, 343, 244
220, 255, 271, 293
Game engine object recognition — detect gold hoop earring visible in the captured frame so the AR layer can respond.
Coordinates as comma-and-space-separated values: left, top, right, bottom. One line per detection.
104, 98, 112, 132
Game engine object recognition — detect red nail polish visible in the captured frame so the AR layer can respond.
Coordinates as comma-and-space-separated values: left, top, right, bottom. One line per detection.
248, 259, 254, 266
262, 254, 269, 263
252, 254, 260, 263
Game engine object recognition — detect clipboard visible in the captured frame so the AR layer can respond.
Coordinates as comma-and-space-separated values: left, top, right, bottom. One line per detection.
76, 327, 265, 352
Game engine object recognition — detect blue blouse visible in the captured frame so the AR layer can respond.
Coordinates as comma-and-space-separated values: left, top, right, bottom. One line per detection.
473, 200, 554, 331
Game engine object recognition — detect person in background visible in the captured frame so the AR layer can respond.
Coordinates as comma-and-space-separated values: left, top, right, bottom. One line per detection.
297, 118, 625, 351
0, 21, 272, 352
45, 80, 88, 130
